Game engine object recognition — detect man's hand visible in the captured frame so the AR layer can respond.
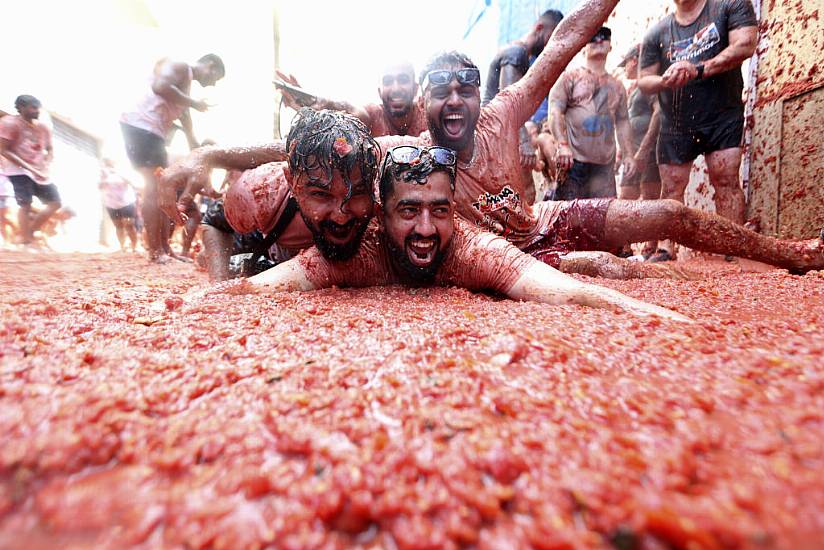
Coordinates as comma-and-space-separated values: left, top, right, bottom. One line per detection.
555, 144, 574, 172
519, 141, 537, 169
662, 61, 698, 89
158, 151, 213, 225
275, 70, 316, 110
191, 99, 210, 113
621, 156, 638, 180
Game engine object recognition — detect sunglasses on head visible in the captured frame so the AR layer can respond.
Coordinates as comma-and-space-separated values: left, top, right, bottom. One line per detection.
388, 145, 457, 167
590, 30, 611, 43
423, 68, 481, 90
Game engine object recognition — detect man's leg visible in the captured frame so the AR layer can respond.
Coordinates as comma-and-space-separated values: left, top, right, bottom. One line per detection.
17, 205, 32, 244
705, 147, 745, 224
138, 166, 168, 262
29, 202, 60, 235
125, 216, 138, 252
557, 251, 699, 280
181, 206, 202, 257
201, 225, 235, 281
638, 178, 663, 256
555, 161, 590, 201
113, 218, 127, 250
0, 205, 8, 244
602, 199, 824, 272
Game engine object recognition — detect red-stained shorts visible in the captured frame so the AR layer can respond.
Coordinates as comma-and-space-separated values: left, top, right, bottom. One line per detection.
523, 199, 613, 268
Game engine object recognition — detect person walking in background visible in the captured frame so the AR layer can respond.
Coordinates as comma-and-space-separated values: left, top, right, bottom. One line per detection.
98, 158, 139, 253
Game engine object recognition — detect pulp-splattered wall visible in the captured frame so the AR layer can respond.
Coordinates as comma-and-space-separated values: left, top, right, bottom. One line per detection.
748, 1, 823, 238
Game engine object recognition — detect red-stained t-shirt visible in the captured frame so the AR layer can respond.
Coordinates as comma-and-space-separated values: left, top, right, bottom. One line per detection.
224, 162, 314, 251
549, 67, 629, 165
299, 218, 536, 294
364, 100, 428, 138
376, 83, 562, 251
0, 115, 52, 180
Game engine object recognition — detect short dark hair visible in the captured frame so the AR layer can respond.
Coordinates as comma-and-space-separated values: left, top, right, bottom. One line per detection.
198, 53, 225, 79
419, 51, 479, 87
15, 95, 41, 110
378, 151, 456, 205
286, 108, 380, 199
539, 9, 564, 27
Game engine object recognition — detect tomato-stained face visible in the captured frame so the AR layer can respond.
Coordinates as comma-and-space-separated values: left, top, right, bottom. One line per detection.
291, 160, 374, 261
381, 170, 455, 282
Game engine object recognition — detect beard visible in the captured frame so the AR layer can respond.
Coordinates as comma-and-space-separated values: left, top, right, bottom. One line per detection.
301, 211, 369, 261
382, 96, 412, 118
386, 233, 450, 285
427, 109, 477, 153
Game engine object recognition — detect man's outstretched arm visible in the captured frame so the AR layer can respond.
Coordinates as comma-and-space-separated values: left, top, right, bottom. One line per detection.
158, 141, 287, 224
245, 257, 317, 292
507, 261, 690, 321
276, 70, 372, 129
509, 0, 621, 125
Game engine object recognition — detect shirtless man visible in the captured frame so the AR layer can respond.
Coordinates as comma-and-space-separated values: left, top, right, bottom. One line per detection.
202, 109, 380, 281
240, 145, 686, 321
159, 0, 824, 277
0, 95, 61, 247
120, 54, 224, 263
277, 61, 427, 138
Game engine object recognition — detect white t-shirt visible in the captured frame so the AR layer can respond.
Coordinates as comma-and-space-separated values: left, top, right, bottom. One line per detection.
0, 175, 12, 198
99, 168, 136, 209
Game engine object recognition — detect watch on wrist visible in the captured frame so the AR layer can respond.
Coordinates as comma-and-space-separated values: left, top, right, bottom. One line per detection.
695, 64, 705, 80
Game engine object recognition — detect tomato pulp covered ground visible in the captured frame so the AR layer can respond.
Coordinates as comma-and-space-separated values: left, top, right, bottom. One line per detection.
1, 251, 823, 549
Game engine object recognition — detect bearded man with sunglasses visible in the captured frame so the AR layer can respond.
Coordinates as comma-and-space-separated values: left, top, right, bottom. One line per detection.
234, 145, 687, 321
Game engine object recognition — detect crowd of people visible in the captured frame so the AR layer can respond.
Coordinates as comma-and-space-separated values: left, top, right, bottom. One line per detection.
3, 0, 822, 317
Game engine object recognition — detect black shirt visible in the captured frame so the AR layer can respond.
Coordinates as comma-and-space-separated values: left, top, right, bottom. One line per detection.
628, 87, 654, 148
641, 0, 757, 133
483, 43, 530, 105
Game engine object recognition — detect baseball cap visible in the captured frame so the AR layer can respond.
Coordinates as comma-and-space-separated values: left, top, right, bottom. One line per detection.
618, 44, 641, 67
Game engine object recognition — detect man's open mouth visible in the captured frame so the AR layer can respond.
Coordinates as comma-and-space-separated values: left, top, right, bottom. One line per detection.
407, 238, 438, 267
443, 112, 466, 138
323, 221, 355, 243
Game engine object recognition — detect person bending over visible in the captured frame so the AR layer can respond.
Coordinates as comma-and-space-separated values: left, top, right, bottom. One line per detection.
201, 109, 380, 280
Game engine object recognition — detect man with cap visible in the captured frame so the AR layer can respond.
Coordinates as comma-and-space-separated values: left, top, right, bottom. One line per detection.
483, 9, 565, 203
549, 26, 637, 200
0, 95, 61, 247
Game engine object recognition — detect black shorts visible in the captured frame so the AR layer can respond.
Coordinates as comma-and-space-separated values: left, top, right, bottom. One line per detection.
120, 123, 168, 169
9, 175, 61, 207
621, 149, 660, 187
107, 204, 136, 221
658, 115, 744, 166
556, 160, 616, 200
201, 198, 269, 256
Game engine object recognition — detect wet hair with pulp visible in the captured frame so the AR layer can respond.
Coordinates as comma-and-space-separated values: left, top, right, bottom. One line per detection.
286, 108, 380, 200
378, 153, 456, 205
